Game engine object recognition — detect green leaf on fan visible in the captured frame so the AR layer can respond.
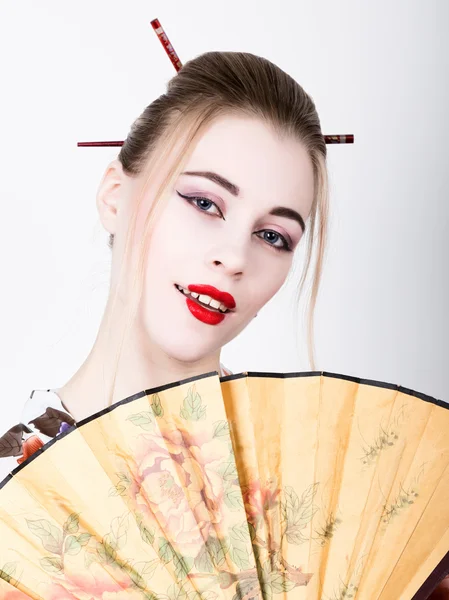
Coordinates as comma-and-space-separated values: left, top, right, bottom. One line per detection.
84, 548, 100, 568
191, 390, 201, 409
109, 483, 127, 497
187, 388, 199, 409
77, 532, 92, 546
247, 521, 257, 542
158, 538, 175, 563
213, 420, 231, 439
140, 524, 155, 545
217, 461, 238, 481
142, 593, 159, 600
64, 535, 82, 556
26, 518, 63, 554
174, 553, 194, 580
127, 411, 154, 430
233, 577, 259, 600
283, 486, 300, 514
39, 556, 63, 573
261, 584, 273, 600
285, 526, 308, 545
224, 488, 244, 510
96, 538, 116, 564
167, 582, 188, 600
187, 592, 218, 600
282, 483, 319, 534
109, 472, 132, 496
0, 562, 18, 584
123, 559, 158, 590
138, 558, 159, 578
298, 482, 319, 510
256, 557, 270, 581
292, 504, 319, 529
150, 393, 164, 417
194, 545, 214, 573
228, 543, 252, 570
110, 512, 130, 551
128, 569, 146, 590
230, 523, 251, 544
257, 562, 273, 600
180, 387, 207, 421
135, 511, 155, 545
205, 536, 228, 568
186, 594, 203, 600
63, 512, 80, 534
270, 571, 297, 592
200, 592, 219, 600
185, 591, 219, 600
252, 542, 263, 563
228, 524, 254, 569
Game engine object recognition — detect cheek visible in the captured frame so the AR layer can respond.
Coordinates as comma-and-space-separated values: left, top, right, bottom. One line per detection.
261, 276, 287, 306
151, 199, 217, 261
142, 202, 198, 276
244, 265, 291, 316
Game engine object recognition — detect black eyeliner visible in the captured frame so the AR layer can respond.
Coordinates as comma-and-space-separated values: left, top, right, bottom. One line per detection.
176, 190, 224, 219
176, 190, 292, 253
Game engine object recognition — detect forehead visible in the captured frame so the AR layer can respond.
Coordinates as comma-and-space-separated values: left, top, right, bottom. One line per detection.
183, 114, 315, 209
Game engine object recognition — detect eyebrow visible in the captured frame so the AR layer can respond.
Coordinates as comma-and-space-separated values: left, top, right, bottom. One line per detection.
181, 170, 306, 233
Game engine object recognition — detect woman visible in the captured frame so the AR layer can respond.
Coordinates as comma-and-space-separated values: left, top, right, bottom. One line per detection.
0, 50, 446, 597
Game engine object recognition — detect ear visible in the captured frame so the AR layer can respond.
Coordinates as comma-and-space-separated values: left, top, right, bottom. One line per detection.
96, 159, 126, 235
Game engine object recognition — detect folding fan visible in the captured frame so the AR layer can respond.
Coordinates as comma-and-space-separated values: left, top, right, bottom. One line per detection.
0, 370, 447, 599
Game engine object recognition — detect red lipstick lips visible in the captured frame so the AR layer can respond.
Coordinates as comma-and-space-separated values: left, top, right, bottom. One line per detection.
175, 283, 236, 326
187, 284, 236, 311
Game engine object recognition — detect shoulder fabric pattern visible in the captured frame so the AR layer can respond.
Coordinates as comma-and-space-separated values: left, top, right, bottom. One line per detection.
0, 389, 74, 473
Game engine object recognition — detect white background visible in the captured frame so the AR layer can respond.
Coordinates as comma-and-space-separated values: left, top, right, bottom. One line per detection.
0, 0, 447, 439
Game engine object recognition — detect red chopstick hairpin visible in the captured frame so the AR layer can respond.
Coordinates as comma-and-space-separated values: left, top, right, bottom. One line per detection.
77, 18, 354, 147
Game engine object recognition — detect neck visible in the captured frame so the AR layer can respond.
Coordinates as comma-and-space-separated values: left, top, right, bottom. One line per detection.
56, 296, 222, 422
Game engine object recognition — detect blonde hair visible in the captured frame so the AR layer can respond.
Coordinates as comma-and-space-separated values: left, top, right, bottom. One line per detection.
103, 51, 329, 407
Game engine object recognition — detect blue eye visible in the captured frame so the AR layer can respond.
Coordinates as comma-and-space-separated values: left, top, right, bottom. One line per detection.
257, 230, 292, 253
177, 191, 223, 217
176, 190, 292, 253
195, 198, 216, 212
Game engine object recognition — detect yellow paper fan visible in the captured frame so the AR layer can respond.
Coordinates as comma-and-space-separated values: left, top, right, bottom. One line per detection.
0, 371, 447, 599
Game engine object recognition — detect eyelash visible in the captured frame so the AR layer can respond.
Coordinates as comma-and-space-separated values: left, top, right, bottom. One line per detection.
177, 191, 293, 253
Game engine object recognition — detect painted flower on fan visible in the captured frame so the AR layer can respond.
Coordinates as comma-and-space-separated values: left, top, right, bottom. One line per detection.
128, 420, 231, 557
3, 560, 142, 599
3, 591, 32, 599
51, 562, 143, 599
242, 478, 281, 527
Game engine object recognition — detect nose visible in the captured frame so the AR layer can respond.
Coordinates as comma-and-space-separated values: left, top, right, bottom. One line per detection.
205, 240, 249, 278
211, 258, 243, 277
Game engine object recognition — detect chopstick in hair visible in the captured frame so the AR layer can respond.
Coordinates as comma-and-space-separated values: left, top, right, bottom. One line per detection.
77, 18, 354, 147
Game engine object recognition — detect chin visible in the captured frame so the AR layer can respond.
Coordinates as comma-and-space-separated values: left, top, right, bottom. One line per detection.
167, 349, 217, 370
147, 327, 218, 365
139, 299, 230, 363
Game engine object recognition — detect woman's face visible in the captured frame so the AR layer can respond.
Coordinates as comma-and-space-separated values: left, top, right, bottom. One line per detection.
110, 114, 315, 363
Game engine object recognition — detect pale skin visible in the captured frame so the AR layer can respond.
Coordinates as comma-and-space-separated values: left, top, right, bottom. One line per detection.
56, 114, 315, 422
